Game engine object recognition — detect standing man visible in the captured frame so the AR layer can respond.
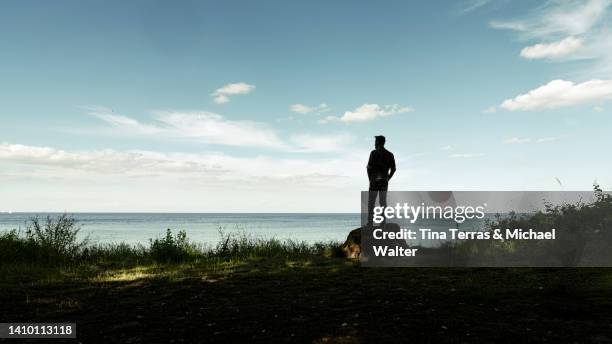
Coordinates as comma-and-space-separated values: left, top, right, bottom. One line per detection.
367, 135, 396, 226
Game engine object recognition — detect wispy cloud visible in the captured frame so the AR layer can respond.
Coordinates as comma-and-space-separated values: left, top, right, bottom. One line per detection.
404, 152, 431, 159
157, 111, 289, 149
500, 79, 612, 111
449, 153, 484, 158
290, 103, 329, 115
0, 142, 364, 187
211, 82, 255, 104
490, 0, 611, 40
520, 36, 583, 60
0, 143, 227, 176
89, 109, 163, 135
491, 1, 612, 111
534, 136, 559, 143
322, 103, 413, 123
503, 136, 561, 144
0, 142, 382, 211
289, 133, 354, 153
458, 0, 491, 13
491, 0, 612, 69
503, 137, 531, 144
91, 108, 287, 149
90, 108, 353, 152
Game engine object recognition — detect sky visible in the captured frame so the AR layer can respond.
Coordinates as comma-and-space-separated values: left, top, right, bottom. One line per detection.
1, 0, 612, 212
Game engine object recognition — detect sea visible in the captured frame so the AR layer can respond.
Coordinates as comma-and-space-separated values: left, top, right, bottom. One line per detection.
0, 213, 361, 247
0, 212, 498, 248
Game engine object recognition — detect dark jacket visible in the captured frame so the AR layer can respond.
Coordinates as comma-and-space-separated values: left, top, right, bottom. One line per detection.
367, 148, 396, 182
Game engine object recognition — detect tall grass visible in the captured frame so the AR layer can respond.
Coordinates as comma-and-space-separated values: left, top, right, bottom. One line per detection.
0, 215, 339, 267
0, 214, 88, 264
215, 230, 337, 260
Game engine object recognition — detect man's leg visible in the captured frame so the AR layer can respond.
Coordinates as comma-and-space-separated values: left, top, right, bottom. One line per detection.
379, 183, 388, 226
379, 190, 387, 208
367, 184, 378, 227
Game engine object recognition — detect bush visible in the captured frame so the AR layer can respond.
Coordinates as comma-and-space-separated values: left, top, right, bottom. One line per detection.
483, 185, 612, 265
1, 215, 339, 267
150, 229, 196, 263
0, 214, 86, 264
26, 214, 88, 260
0, 229, 30, 263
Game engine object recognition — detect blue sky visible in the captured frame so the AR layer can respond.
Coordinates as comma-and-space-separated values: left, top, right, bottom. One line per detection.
1, 0, 611, 212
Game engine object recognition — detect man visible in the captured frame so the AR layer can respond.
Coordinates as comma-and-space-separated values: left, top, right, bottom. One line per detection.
367, 135, 396, 226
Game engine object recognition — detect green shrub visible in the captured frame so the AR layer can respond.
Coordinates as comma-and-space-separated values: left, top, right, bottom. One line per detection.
488, 185, 612, 238
150, 229, 196, 263
0, 214, 86, 265
1, 215, 339, 267
483, 185, 612, 265
25, 214, 88, 261
0, 229, 30, 263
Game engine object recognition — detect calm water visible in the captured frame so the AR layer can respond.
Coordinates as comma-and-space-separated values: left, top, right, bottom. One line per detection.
0, 213, 361, 246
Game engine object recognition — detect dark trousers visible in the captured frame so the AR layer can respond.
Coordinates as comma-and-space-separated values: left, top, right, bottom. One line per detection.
367, 180, 388, 226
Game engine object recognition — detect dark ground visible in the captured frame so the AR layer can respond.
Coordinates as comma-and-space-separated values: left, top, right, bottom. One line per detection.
2, 258, 612, 343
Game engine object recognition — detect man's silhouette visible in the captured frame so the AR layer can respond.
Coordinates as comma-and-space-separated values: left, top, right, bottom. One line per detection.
367, 135, 396, 226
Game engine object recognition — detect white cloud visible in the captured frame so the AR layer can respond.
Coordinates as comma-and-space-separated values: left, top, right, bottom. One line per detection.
490, 0, 611, 39
318, 116, 337, 124
213, 94, 229, 104
0, 142, 365, 184
534, 136, 559, 143
91, 108, 287, 149
491, 0, 612, 73
459, 0, 490, 13
503, 136, 560, 144
404, 152, 431, 159
323, 103, 413, 123
91, 108, 353, 152
520, 36, 583, 60
483, 106, 497, 113
0, 142, 372, 212
594, 106, 605, 112
500, 79, 612, 111
0, 143, 226, 175
211, 82, 255, 104
290, 103, 329, 115
504, 137, 532, 144
90, 111, 163, 135
449, 153, 484, 158
492, 1, 612, 111
439, 145, 454, 151
490, 21, 528, 31
290, 133, 354, 153
155, 111, 288, 149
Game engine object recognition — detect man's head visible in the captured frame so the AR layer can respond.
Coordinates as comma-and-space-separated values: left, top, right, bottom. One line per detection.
375, 135, 385, 149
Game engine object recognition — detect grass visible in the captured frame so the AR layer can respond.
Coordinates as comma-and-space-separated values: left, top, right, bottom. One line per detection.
2, 195, 612, 343
2, 254, 612, 343
0, 216, 341, 269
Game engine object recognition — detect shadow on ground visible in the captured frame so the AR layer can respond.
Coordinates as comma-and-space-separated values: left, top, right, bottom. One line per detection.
2, 258, 612, 343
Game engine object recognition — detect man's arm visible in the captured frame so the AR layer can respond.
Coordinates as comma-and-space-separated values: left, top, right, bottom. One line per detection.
388, 153, 396, 180
367, 151, 373, 181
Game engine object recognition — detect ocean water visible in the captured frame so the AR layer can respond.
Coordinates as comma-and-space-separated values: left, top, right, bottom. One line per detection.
0, 213, 361, 246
